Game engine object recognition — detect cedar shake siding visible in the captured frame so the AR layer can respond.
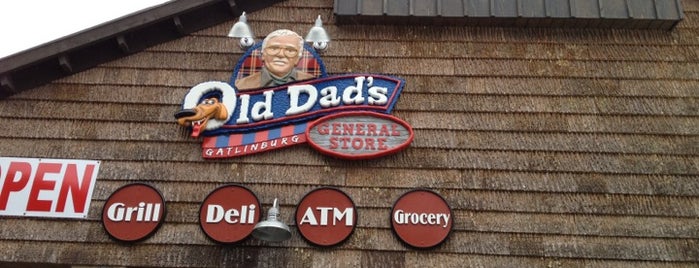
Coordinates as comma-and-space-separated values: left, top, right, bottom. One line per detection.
0, 0, 697, 267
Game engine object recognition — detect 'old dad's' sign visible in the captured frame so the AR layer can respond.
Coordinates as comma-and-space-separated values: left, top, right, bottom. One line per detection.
175, 30, 412, 159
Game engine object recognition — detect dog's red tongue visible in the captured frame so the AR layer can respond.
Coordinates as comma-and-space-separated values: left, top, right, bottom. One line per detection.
191, 121, 203, 138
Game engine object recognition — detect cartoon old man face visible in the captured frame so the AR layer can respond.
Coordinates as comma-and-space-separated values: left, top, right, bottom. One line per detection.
234, 29, 315, 91
262, 33, 302, 77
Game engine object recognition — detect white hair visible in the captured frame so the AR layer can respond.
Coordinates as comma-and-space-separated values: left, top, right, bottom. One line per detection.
262, 29, 304, 53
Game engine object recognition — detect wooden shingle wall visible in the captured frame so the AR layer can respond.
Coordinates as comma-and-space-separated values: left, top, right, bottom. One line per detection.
0, 0, 697, 267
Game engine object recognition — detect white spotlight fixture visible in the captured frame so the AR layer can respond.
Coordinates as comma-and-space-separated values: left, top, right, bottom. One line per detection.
228, 12, 255, 50
251, 198, 291, 242
305, 15, 330, 52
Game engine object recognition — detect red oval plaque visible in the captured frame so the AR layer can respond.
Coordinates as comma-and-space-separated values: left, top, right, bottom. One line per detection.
391, 189, 453, 249
199, 184, 261, 244
102, 183, 165, 243
295, 187, 357, 247
305, 111, 414, 160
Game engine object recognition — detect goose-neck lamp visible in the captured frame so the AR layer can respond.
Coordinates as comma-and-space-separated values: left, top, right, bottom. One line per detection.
305, 15, 330, 52
251, 198, 291, 242
228, 12, 255, 49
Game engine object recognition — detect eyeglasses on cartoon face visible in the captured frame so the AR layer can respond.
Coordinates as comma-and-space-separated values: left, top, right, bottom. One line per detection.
264, 45, 299, 57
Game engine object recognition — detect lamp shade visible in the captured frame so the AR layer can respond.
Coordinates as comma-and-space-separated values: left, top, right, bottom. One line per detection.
251, 198, 291, 242
228, 12, 254, 39
305, 15, 330, 43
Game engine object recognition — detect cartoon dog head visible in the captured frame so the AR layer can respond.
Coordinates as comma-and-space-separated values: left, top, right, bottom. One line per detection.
174, 81, 236, 138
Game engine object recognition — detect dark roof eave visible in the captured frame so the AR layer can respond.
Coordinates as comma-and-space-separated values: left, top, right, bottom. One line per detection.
333, 0, 685, 30
0, 0, 285, 99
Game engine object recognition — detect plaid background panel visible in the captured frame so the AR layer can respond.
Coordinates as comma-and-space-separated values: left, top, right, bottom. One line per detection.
235, 49, 322, 80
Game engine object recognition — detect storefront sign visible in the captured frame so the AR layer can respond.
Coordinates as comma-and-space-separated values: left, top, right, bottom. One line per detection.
199, 184, 261, 244
295, 187, 356, 247
175, 31, 412, 160
102, 183, 165, 242
306, 111, 413, 160
0, 157, 100, 219
391, 189, 453, 249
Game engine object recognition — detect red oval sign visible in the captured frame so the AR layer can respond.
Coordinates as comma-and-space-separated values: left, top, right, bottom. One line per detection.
199, 184, 261, 244
391, 189, 453, 249
295, 187, 357, 247
102, 183, 165, 242
305, 111, 414, 160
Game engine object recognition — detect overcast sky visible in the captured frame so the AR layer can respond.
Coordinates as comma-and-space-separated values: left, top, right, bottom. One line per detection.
0, 0, 169, 58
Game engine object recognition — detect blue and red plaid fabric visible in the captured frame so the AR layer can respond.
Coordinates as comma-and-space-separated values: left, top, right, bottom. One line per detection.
234, 49, 323, 81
